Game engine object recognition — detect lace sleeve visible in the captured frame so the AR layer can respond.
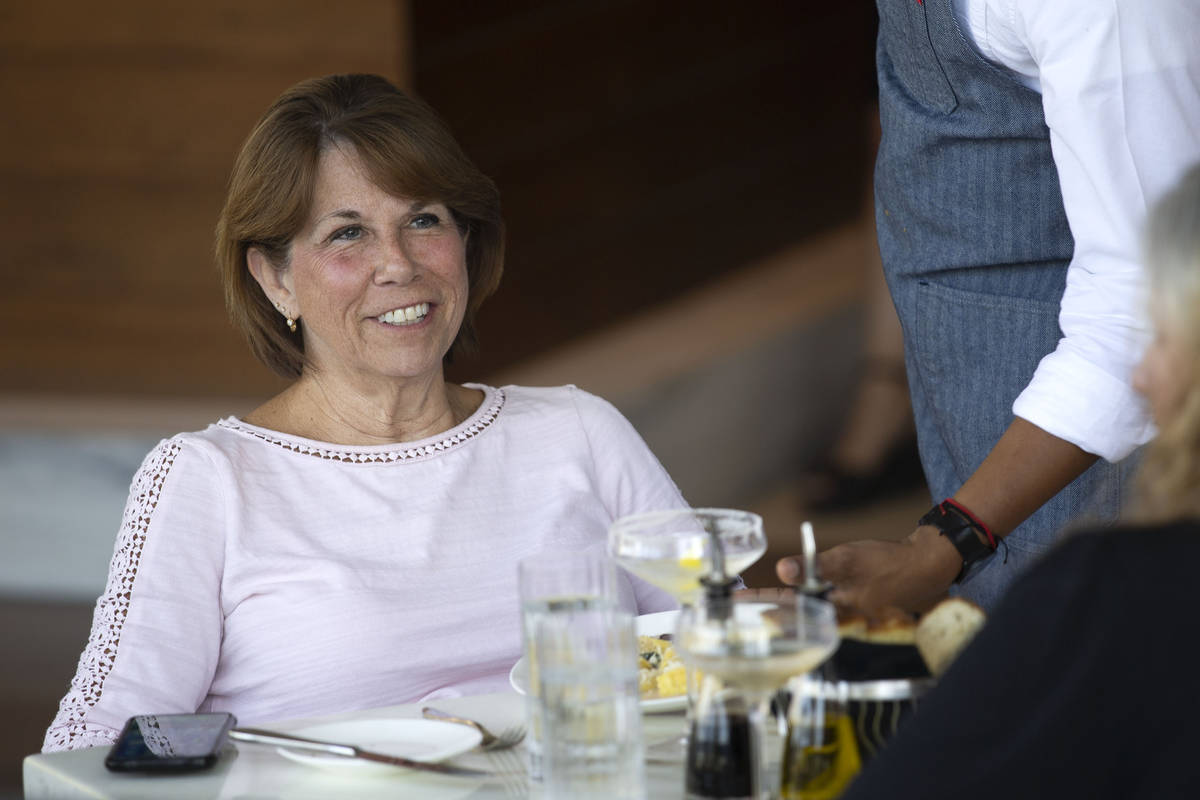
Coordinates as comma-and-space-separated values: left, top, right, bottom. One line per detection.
43, 439, 183, 752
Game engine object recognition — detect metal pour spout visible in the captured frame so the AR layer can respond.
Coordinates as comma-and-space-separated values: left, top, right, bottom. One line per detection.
699, 522, 736, 618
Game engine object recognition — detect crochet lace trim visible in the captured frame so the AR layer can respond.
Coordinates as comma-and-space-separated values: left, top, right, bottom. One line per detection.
43, 439, 182, 752
217, 387, 506, 463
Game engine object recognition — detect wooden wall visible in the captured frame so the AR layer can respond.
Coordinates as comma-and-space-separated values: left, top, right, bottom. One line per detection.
0, 0, 405, 400
418, 2, 875, 382
0, 1, 872, 402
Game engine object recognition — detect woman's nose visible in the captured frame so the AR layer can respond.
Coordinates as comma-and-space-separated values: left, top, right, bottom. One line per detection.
373, 235, 417, 284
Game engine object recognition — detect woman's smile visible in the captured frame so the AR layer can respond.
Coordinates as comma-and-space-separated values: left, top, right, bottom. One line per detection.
376, 302, 431, 327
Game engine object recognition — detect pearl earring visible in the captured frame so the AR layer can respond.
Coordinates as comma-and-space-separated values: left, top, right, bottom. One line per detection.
274, 302, 298, 333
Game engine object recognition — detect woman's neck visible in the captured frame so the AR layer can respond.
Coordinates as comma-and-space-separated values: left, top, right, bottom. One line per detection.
245, 372, 483, 446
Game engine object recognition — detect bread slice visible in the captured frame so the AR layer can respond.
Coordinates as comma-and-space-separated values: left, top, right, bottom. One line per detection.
861, 607, 918, 645
837, 604, 917, 645
915, 597, 987, 676
835, 604, 869, 641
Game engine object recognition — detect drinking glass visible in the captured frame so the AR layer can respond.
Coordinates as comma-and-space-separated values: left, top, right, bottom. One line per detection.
518, 551, 618, 780
534, 604, 646, 799
677, 594, 839, 800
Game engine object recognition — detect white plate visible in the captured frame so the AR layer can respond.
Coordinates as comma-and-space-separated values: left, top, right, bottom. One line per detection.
509, 609, 686, 713
273, 718, 482, 774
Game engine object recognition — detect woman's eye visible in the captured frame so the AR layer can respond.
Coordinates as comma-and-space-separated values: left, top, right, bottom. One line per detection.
409, 213, 440, 229
332, 225, 362, 242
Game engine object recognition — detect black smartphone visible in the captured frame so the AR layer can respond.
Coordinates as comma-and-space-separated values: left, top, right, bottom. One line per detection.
104, 712, 237, 772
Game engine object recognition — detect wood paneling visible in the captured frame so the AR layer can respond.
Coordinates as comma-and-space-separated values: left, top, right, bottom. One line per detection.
0, 1, 405, 398
418, 1, 875, 381
0, 0, 873, 400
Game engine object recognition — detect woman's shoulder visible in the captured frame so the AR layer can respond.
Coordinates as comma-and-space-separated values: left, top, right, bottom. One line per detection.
484, 382, 579, 402
135, 418, 273, 472
484, 383, 635, 435
488, 383, 618, 416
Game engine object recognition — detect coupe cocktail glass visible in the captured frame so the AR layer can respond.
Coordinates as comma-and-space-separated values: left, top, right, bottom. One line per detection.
677, 594, 839, 799
608, 508, 766, 605
608, 508, 767, 760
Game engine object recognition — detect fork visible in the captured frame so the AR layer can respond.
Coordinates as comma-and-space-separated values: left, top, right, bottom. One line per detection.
486, 740, 530, 798
421, 706, 526, 751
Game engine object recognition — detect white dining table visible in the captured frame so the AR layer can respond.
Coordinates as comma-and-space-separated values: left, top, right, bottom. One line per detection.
23, 691, 696, 799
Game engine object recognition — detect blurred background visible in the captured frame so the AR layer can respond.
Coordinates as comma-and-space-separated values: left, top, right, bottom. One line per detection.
0, 1, 928, 794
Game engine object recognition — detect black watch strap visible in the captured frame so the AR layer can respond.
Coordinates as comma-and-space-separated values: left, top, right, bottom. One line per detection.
919, 500, 996, 583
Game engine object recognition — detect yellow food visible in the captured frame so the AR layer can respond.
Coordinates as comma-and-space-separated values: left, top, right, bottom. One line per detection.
637, 635, 686, 699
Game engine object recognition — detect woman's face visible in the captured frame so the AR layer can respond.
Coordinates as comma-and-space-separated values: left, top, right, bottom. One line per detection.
258, 143, 469, 388
1133, 310, 1192, 427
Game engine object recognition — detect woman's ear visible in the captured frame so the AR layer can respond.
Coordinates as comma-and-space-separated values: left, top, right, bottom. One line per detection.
247, 247, 295, 313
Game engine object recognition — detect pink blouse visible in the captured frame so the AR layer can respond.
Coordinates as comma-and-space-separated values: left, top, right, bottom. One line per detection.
44, 384, 683, 751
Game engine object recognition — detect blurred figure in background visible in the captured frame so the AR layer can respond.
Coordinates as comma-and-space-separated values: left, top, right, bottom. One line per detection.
798, 7, 925, 514
796, 102, 925, 513
781, 0, 1200, 613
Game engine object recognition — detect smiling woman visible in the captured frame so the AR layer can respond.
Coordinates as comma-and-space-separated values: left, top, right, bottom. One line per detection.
216, 75, 503, 445
42, 74, 689, 753
243, 143, 475, 443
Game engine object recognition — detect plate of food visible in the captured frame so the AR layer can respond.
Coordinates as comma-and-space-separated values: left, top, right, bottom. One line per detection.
509, 609, 686, 713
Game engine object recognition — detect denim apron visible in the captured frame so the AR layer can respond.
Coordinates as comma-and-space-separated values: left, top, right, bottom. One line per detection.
874, 0, 1133, 610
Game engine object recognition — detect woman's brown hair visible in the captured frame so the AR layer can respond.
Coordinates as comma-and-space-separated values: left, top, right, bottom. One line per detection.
216, 73, 504, 379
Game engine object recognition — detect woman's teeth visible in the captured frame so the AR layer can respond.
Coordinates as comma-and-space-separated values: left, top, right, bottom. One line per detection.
379, 303, 430, 326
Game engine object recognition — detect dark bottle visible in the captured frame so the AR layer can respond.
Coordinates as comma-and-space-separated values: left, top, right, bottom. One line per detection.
686, 535, 757, 798
685, 686, 756, 799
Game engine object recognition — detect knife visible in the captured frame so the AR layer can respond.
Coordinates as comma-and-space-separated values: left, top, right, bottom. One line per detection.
229, 726, 490, 777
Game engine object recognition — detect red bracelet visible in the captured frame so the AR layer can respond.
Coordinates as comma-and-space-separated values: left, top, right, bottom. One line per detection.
919, 498, 1000, 583
940, 498, 996, 550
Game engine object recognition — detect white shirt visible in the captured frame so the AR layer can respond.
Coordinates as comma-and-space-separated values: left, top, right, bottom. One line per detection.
44, 384, 685, 752
955, 0, 1200, 461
